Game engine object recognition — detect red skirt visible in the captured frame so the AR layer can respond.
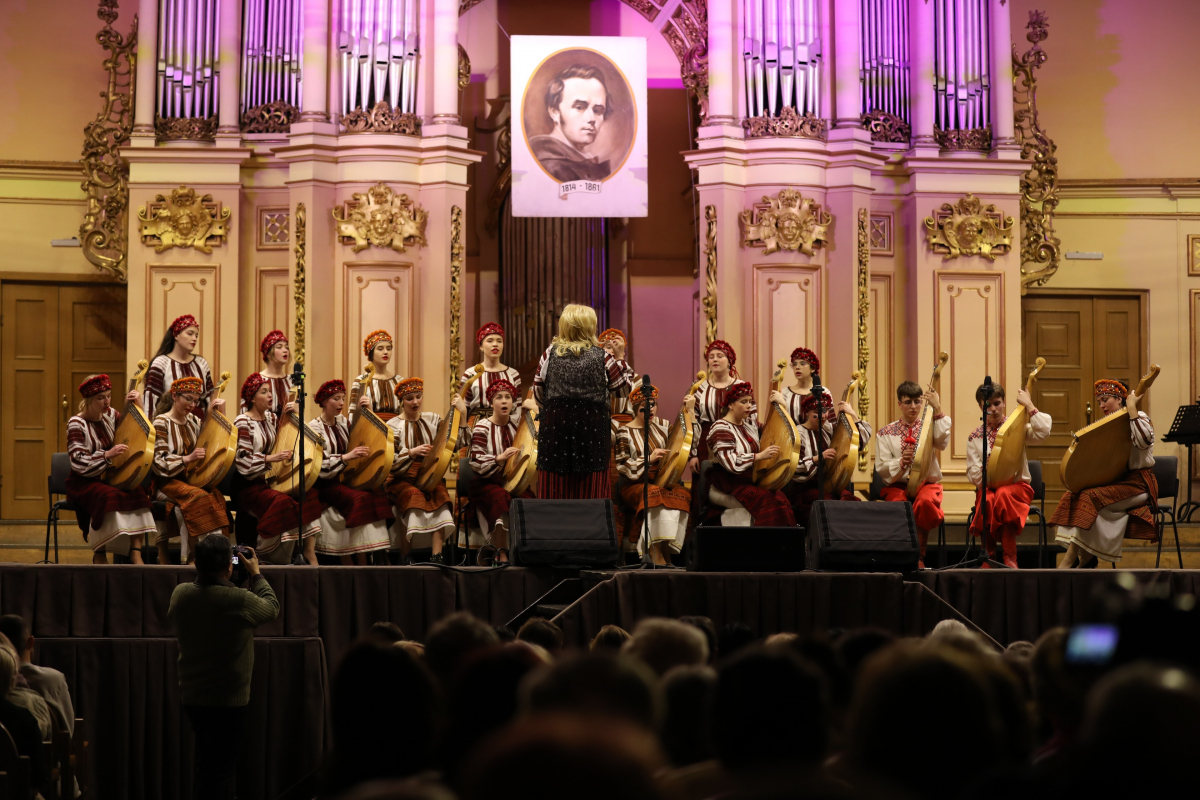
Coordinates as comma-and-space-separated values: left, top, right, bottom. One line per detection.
618, 481, 691, 545
232, 477, 324, 540
154, 478, 229, 538
316, 478, 394, 528
707, 468, 796, 527
538, 470, 609, 500
65, 473, 152, 537
384, 472, 451, 515
1050, 468, 1158, 541
468, 479, 534, 531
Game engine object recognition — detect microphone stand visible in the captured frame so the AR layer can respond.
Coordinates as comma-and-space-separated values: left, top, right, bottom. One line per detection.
637, 375, 657, 568
812, 373, 824, 511
292, 361, 308, 566
943, 376, 1008, 570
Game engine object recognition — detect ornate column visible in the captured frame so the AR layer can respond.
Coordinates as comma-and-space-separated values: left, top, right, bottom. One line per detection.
706, 0, 738, 126
431, 0, 460, 124
131, 0, 158, 141
990, 0, 1017, 150
833, 0, 862, 128
909, 0, 936, 149
300, 0, 331, 122
217, 0, 242, 139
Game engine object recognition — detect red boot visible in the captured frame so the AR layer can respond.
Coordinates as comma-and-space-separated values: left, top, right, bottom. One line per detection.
1001, 530, 1018, 569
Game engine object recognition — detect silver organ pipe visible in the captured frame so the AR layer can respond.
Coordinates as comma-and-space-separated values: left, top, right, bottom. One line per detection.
933, 0, 990, 132
859, 0, 910, 125
239, 0, 304, 116
155, 0, 222, 120
338, 0, 420, 118
743, 0, 822, 120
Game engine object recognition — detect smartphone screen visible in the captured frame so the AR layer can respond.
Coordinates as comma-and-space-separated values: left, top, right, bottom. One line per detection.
1065, 624, 1119, 665
231, 556, 240, 565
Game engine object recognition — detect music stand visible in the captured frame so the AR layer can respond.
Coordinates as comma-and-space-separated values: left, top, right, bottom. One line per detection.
1162, 403, 1200, 522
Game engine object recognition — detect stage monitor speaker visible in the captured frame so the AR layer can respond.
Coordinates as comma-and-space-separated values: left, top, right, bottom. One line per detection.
685, 526, 806, 572
510, 499, 620, 568
807, 500, 919, 572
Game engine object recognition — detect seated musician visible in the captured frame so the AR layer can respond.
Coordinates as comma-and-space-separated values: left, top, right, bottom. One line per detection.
705, 382, 796, 527
351, 330, 404, 421
459, 322, 522, 426
385, 378, 467, 565
246, 330, 293, 416
468, 379, 532, 563
614, 385, 695, 565
1052, 380, 1157, 568
600, 327, 638, 546
66, 375, 156, 564
877, 381, 951, 569
689, 340, 754, 470
780, 392, 871, 526
309, 380, 393, 565
967, 383, 1051, 569
232, 373, 322, 565
151, 377, 231, 564
779, 347, 835, 423
145, 314, 214, 421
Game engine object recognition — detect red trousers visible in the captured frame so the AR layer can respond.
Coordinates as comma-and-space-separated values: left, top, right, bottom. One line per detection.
880, 482, 943, 559
969, 482, 1034, 539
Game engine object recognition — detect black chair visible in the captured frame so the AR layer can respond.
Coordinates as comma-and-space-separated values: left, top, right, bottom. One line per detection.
870, 470, 945, 567
43, 453, 75, 564
1027, 460, 1049, 567
1151, 455, 1184, 568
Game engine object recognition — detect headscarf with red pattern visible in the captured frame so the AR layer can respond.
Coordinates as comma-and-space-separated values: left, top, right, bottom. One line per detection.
241, 373, 269, 407
705, 340, 739, 378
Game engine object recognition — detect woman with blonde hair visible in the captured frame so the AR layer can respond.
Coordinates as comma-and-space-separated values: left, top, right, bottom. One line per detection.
527, 304, 632, 499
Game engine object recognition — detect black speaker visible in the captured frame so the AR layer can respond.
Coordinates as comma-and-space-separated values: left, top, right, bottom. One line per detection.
685, 526, 806, 572
806, 500, 919, 572
510, 499, 620, 567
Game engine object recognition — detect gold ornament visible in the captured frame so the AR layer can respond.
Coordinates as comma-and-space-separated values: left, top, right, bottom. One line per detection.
241, 100, 299, 133
339, 101, 421, 134
743, 106, 827, 140
138, 185, 230, 253
450, 206, 464, 395
1014, 10, 1061, 292
332, 182, 428, 253
924, 194, 1014, 261
293, 203, 306, 366
702, 205, 718, 347
740, 188, 832, 256
862, 109, 911, 143
856, 208, 871, 472
934, 126, 992, 151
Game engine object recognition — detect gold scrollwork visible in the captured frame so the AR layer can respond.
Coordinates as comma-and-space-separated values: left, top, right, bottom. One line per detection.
241, 100, 299, 133
138, 185, 231, 254
79, 0, 137, 281
702, 205, 718, 347
458, 44, 471, 89
333, 182, 428, 253
1014, 10, 1061, 293
743, 106, 828, 140
155, 115, 218, 142
934, 126, 993, 151
294, 203, 306, 366
340, 101, 421, 134
450, 206, 464, 395
740, 188, 832, 256
862, 109, 911, 144
924, 194, 1014, 261
856, 208, 871, 472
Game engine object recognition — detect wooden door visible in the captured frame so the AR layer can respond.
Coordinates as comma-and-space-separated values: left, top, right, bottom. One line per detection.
58, 285, 128, 451
2, 284, 62, 519
1023, 294, 1144, 506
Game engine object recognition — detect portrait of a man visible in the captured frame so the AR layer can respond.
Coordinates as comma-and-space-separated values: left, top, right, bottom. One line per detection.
529, 65, 613, 182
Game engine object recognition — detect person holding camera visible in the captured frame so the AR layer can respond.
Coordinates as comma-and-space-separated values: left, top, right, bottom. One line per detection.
168, 533, 280, 799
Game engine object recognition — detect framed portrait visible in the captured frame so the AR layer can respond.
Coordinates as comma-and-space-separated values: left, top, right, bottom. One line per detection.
511, 35, 648, 218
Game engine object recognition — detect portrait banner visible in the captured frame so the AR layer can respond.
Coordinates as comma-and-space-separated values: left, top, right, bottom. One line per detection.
511, 35, 648, 218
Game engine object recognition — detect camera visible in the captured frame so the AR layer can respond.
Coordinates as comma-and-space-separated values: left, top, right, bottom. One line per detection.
230, 545, 252, 584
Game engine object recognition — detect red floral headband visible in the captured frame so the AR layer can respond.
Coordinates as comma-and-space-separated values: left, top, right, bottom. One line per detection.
476, 322, 504, 347
486, 378, 518, 405
1094, 379, 1128, 400
169, 376, 204, 397
363, 330, 393, 358
315, 380, 346, 407
241, 373, 268, 406
79, 374, 112, 398
629, 383, 658, 405
395, 377, 424, 398
170, 314, 199, 337
791, 347, 820, 375
598, 328, 626, 344
260, 330, 287, 360
706, 340, 738, 376
801, 392, 832, 416
723, 382, 754, 407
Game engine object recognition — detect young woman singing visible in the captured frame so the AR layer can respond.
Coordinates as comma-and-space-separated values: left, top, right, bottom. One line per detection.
145, 314, 214, 421
350, 330, 404, 421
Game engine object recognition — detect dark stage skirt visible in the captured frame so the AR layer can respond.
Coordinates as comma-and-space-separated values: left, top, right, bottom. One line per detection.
65, 472, 152, 536
231, 473, 324, 540
707, 467, 796, 527
537, 397, 610, 474
316, 478, 394, 528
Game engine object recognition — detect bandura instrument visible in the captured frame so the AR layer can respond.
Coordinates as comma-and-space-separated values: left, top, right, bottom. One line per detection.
986, 358, 1046, 488
822, 372, 862, 496
753, 359, 802, 491
504, 388, 539, 496
413, 364, 485, 492
1059, 364, 1161, 494
184, 371, 237, 490
104, 360, 155, 490
906, 351, 949, 498
342, 363, 396, 491
655, 372, 707, 488
265, 389, 326, 497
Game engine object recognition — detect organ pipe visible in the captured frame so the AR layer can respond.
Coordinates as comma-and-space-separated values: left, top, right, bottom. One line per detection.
241, 0, 304, 115
933, 0, 990, 132
743, 0, 822, 120
338, 0, 420, 117
859, 0, 910, 124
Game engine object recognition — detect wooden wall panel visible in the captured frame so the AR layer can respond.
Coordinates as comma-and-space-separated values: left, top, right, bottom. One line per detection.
145, 265, 220, 367
253, 267, 291, 369
343, 262, 413, 381
752, 264, 822, 393
868, 273, 895, 442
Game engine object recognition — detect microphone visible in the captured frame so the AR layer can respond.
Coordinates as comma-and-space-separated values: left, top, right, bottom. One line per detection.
983, 375, 993, 399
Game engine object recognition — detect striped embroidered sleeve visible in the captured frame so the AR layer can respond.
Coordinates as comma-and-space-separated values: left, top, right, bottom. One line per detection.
471, 422, 500, 478
390, 420, 415, 475
153, 417, 187, 477
67, 417, 108, 477
143, 359, 166, 421
532, 347, 551, 405
615, 427, 641, 481
1131, 412, 1154, 450
235, 417, 267, 478
709, 422, 753, 474
311, 419, 344, 479
606, 354, 633, 392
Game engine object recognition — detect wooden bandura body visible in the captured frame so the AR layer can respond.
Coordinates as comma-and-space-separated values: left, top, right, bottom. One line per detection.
986, 358, 1046, 488
104, 360, 155, 490
185, 371, 237, 490
905, 351, 949, 498
413, 365, 485, 492
266, 396, 326, 497
504, 389, 539, 496
753, 360, 802, 491
655, 373, 707, 488
1059, 364, 1160, 494
341, 406, 395, 490
822, 372, 862, 496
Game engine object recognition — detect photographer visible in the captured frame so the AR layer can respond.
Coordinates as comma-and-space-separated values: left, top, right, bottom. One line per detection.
169, 533, 279, 799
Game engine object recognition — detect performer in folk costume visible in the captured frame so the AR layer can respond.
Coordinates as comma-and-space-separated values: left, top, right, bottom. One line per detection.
967, 383, 1052, 569
468, 379, 533, 563
779, 347, 835, 424
232, 373, 322, 565
459, 322, 522, 425
350, 330, 404, 421
385, 377, 467, 564
599, 327, 638, 545
145, 314, 214, 421
309, 380, 394, 565
780, 391, 872, 526
244, 330, 293, 416
528, 304, 632, 499
66, 375, 156, 564
876, 381, 951, 569
1053, 379, 1158, 568
151, 377, 231, 564
689, 340, 755, 468
705, 382, 796, 527
614, 384, 694, 564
